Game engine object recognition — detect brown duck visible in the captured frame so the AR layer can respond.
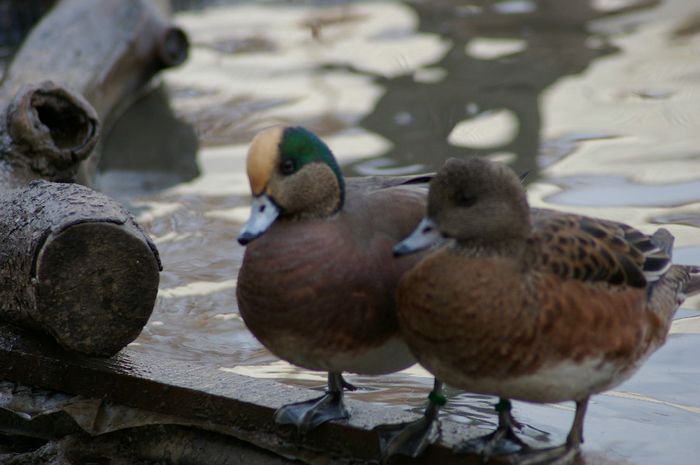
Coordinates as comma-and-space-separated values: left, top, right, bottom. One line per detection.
236, 126, 431, 434
393, 157, 700, 464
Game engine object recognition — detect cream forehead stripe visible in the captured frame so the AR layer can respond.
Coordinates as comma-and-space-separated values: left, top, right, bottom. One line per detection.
247, 126, 284, 196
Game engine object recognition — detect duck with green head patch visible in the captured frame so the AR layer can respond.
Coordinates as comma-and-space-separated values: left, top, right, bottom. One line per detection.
236, 126, 434, 436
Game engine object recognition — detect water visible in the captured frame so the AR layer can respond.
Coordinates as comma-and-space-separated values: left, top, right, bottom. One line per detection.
91, 0, 700, 463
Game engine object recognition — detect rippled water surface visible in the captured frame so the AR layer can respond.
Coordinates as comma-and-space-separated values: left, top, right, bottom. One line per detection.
94, 1, 700, 463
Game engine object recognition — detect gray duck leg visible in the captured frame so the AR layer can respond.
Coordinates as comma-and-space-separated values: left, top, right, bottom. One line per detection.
274, 372, 350, 434
375, 379, 444, 461
455, 398, 529, 460
515, 398, 588, 465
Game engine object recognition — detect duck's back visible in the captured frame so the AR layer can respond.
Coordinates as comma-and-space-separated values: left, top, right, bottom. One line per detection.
526, 209, 690, 356
237, 177, 428, 374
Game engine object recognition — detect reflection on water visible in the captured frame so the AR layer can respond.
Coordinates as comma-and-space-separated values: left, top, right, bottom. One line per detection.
545, 175, 700, 207
348, 0, 628, 181
93, 0, 700, 464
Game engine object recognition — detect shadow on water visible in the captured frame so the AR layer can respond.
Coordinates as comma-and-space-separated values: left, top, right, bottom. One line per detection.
97, 84, 201, 195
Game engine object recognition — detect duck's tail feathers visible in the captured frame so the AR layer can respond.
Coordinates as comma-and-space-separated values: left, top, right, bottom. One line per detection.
684, 265, 700, 297
641, 228, 674, 283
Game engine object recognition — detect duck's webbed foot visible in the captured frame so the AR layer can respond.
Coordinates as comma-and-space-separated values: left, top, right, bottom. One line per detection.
340, 375, 358, 392
375, 379, 444, 462
274, 372, 350, 435
511, 398, 588, 465
514, 444, 579, 465
455, 398, 529, 460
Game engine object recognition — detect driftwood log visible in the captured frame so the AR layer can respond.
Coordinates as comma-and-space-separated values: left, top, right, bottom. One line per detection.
0, 0, 188, 118
0, 0, 180, 355
0, 181, 161, 356
0, 82, 99, 189
0, 83, 157, 357
0, 0, 189, 185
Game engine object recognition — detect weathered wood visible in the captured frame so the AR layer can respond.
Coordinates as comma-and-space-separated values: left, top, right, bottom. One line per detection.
0, 0, 189, 185
0, 323, 493, 465
0, 324, 633, 465
0, 0, 177, 356
1, 426, 299, 465
0, 81, 100, 188
0, 82, 163, 357
0, 0, 188, 120
0, 183, 161, 356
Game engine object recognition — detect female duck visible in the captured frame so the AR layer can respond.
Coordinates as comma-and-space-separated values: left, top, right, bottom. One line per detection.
236, 126, 428, 434
394, 157, 699, 463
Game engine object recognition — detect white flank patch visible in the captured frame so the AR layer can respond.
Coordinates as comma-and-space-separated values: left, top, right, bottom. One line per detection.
327, 337, 417, 375
277, 337, 416, 376
438, 357, 638, 403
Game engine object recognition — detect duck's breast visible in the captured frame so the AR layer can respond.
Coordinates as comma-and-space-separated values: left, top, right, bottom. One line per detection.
397, 248, 663, 401
237, 186, 425, 373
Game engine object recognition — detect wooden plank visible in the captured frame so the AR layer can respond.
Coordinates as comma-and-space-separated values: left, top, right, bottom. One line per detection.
0, 323, 633, 465
0, 322, 493, 464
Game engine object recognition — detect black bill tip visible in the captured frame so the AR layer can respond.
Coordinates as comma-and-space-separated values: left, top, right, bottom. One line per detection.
393, 242, 416, 257
237, 231, 260, 246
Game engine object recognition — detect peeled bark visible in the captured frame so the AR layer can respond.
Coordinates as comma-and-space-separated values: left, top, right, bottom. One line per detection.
0, 181, 161, 356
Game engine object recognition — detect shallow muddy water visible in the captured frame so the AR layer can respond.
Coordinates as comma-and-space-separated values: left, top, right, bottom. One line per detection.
92, 0, 700, 463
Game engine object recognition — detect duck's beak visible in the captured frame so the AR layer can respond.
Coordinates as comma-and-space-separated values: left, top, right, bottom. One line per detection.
393, 217, 441, 257
238, 195, 280, 245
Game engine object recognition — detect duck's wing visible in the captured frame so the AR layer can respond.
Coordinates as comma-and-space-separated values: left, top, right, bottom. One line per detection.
345, 173, 432, 194
340, 174, 433, 251
529, 208, 672, 288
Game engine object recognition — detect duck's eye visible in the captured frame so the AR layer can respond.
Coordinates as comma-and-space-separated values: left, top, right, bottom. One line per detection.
280, 158, 296, 175
456, 191, 477, 208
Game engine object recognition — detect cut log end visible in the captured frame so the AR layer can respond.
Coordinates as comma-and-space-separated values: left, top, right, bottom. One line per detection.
34, 222, 160, 357
158, 27, 189, 68
7, 82, 100, 175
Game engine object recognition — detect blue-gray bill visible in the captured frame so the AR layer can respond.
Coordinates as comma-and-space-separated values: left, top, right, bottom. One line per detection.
393, 217, 442, 256
237, 195, 280, 245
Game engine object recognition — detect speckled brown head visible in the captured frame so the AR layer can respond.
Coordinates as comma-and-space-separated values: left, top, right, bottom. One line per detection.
427, 157, 531, 245
238, 126, 345, 244
393, 157, 530, 256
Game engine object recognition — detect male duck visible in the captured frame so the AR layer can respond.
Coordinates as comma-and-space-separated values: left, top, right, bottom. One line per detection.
236, 126, 430, 434
394, 157, 700, 464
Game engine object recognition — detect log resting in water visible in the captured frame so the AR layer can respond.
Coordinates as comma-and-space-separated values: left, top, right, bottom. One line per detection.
0, 181, 161, 356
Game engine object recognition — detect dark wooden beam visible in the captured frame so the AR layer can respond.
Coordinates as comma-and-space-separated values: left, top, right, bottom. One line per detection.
0, 323, 493, 465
